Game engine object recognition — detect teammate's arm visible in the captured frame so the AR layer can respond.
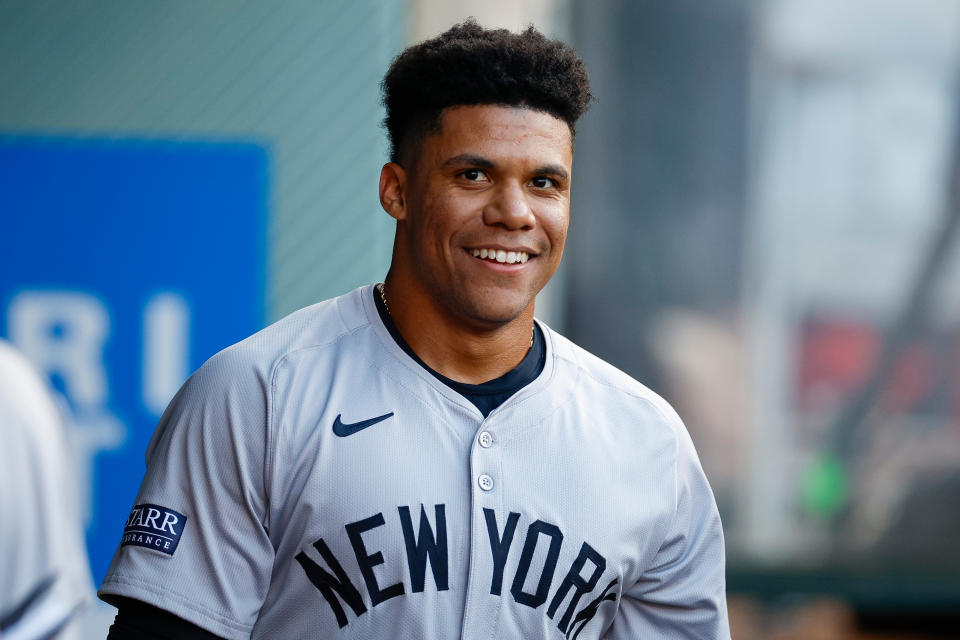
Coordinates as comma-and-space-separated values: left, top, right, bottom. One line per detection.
0, 341, 93, 640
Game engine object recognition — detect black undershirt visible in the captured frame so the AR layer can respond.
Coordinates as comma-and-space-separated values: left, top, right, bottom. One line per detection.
372, 285, 546, 417
105, 596, 222, 639
105, 287, 546, 638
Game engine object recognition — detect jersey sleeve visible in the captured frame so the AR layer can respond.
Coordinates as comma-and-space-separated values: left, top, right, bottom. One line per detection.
98, 346, 275, 640
606, 416, 731, 640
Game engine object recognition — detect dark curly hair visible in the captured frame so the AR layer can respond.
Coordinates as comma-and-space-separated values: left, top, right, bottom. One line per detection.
381, 19, 593, 165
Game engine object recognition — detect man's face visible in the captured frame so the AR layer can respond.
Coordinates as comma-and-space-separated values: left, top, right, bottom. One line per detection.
389, 105, 573, 330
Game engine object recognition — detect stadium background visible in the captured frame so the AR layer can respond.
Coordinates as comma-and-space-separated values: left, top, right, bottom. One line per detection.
2, 0, 959, 637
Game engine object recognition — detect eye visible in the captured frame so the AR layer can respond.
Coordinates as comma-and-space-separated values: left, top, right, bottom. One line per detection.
531, 176, 556, 189
460, 168, 487, 182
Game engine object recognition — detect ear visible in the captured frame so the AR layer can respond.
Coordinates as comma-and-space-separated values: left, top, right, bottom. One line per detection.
379, 162, 408, 221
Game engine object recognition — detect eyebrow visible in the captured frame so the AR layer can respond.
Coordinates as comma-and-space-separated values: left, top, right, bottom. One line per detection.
442, 154, 494, 169
533, 164, 569, 180
442, 154, 569, 180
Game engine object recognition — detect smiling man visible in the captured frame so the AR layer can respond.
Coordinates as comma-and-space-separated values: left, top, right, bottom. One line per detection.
98, 21, 730, 640
378, 104, 571, 382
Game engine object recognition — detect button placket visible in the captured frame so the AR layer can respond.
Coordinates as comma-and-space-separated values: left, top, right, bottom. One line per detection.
463, 418, 505, 640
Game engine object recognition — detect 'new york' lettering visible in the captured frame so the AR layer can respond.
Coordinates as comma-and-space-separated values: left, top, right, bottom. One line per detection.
296, 504, 615, 635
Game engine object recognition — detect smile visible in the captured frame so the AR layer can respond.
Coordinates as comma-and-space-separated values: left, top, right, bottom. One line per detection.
470, 248, 530, 264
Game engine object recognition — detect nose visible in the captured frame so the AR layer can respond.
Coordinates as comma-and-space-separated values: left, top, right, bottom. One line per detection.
482, 180, 536, 230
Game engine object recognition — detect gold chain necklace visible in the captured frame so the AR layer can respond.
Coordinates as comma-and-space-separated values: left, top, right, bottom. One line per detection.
377, 282, 533, 348
377, 282, 390, 314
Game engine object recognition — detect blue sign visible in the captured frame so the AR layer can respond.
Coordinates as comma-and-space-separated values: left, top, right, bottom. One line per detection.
0, 135, 267, 582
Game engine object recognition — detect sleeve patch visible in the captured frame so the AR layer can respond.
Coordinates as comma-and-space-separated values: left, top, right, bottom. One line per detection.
120, 503, 187, 556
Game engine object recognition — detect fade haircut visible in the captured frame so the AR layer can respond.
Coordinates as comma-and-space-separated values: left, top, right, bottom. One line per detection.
381, 19, 593, 165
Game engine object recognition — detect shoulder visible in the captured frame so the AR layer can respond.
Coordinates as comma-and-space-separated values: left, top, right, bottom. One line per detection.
146, 287, 375, 452
0, 340, 67, 477
0, 339, 63, 440
543, 327, 721, 532
0, 338, 57, 407
540, 325, 700, 495
545, 326, 686, 436
191, 286, 373, 389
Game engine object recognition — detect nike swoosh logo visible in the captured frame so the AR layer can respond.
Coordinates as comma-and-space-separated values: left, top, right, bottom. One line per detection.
332, 412, 394, 437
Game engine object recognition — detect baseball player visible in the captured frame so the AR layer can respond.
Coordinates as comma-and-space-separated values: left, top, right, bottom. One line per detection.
1, 338, 93, 640
99, 21, 730, 639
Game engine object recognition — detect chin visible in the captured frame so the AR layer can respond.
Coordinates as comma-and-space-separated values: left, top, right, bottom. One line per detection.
454, 292, 534, 328
468, 310, 525, 327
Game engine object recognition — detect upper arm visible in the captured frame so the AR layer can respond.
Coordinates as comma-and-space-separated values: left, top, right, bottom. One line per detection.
606, 425, 730, 639
98, 347, 276, 640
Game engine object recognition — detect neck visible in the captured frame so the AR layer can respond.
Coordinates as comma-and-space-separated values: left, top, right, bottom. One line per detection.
380, 277, 535, 384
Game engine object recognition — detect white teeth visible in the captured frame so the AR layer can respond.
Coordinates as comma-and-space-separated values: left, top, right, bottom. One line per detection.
471, 248, 531, 264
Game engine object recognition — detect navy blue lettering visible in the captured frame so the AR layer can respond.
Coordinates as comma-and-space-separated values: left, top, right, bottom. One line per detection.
398, 504, 449, 593
511, 520, 563, 609
345, 513, 404, 606
567, 579, 618, 640
547, 542, 606, 632
483, 508, 520, 596
295, 539, 367, 628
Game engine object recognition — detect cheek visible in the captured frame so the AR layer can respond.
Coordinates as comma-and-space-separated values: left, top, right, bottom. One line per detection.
411, 198, 460, 260
544, 211, 570, 249
425, 194, 476, 237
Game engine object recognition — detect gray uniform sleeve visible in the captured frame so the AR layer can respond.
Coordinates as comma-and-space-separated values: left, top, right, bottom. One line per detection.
99, 347, 275, 640
0, 341, 92, 640
606, 424, 730, 639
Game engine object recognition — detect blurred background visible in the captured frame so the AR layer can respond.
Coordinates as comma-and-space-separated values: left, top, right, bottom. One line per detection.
2, 0, 959, 637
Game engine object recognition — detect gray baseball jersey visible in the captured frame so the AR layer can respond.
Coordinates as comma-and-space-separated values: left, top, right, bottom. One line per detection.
98, 284, 729, 639
1, 339, 92, 640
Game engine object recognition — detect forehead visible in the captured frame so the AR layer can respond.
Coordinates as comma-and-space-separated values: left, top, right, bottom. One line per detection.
421, 105, 573, 168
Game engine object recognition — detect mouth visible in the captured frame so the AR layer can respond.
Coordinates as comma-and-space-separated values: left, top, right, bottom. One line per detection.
468, 247, 531, 265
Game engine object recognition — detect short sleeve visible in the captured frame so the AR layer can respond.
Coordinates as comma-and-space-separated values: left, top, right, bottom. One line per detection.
98, 346, 275, 640
606, 421, 730, 639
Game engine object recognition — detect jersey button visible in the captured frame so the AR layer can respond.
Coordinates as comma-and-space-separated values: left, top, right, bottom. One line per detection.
478, 474, 494, 491
478, 431, 493, 448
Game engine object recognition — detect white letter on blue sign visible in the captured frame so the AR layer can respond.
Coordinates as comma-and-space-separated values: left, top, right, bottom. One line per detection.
142, 292, 189, 416
8, 291, 109, 409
